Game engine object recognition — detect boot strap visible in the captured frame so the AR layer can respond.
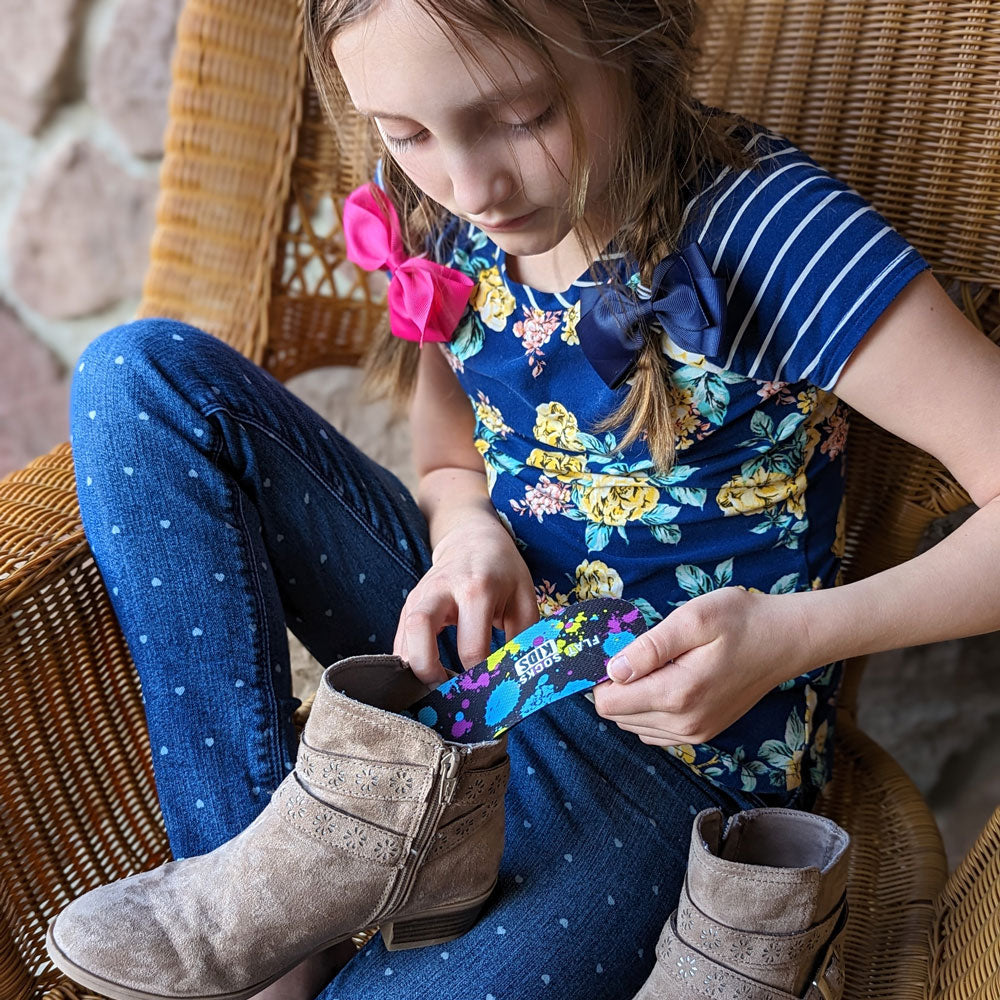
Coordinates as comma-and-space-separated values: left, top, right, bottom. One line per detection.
426, 759, 511, 861
297, 740, 430, 801
297, 740, 507, 807
675, 879, 846, 975
656, 907, 847, 1000
274, 773, 406, 866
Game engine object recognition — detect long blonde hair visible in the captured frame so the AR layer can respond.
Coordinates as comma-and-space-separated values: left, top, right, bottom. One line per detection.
304, 0, 751, 472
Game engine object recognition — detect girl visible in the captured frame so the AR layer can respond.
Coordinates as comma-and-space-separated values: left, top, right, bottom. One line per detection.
64, 0, 1000, 998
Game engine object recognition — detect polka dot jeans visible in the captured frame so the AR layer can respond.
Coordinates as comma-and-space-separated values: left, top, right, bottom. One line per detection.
70, 318, 788, 1000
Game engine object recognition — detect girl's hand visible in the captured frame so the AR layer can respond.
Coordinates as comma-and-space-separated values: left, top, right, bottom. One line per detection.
393, 515, 538, 686
592, 587, 810, 746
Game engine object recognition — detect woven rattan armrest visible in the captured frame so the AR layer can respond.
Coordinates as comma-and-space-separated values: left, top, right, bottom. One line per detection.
0, 445, 170, 1000
927, 806, 1000, 1000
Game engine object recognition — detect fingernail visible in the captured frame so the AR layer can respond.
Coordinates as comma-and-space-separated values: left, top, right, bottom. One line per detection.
607, 654, 632, 683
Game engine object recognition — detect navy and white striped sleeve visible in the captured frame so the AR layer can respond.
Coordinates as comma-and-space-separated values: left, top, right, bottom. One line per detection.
688, 129, 929, 390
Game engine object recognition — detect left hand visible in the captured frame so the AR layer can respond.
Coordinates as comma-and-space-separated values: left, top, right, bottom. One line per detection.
592, 587, 811, 747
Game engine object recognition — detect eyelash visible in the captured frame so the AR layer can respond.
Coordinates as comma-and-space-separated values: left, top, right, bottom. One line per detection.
382, 104, 556, 153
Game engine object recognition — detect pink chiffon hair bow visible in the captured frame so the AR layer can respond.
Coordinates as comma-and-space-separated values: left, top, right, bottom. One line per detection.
342, 183, 474, 345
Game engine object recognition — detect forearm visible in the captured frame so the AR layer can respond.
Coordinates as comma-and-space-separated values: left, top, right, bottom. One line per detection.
416, 465, 506, 554
792, 494, 1000, 670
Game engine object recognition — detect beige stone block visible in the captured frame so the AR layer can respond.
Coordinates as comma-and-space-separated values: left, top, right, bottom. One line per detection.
0, 302, 70, 479
0, 0, 83, 134
8, 139, 158, 319
89, 0, 184, 157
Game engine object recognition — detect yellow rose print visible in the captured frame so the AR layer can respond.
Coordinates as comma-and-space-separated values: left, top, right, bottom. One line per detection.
574, 560, 624, 600
668, 744, 697, 766
535, 579, 571, 617
532, 401, 582, 451
578, 475, 660, 527
472, 267, 516, 332
561, 302, 580, 345
670, 388, 710, 451
716, 466, 807, 518
526, 448, 587, 482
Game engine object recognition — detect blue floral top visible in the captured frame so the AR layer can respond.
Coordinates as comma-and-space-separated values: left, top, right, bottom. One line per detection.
416, 124, 928, 800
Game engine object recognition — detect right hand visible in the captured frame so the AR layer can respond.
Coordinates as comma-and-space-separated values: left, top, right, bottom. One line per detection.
393, 515, 539, 686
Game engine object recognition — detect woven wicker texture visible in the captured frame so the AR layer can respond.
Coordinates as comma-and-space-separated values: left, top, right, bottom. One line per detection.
0, 444, 170, 1000
927, 806, 1000, 1000
814, 721, 949, 1000
1, 1, 999, 999
135, 0, 307, 364
696, 0, 1000, 286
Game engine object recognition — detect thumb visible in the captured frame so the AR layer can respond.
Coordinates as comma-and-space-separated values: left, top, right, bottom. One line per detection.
605, 614, 695, 683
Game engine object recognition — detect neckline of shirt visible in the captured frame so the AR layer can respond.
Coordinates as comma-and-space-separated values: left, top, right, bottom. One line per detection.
467, 221, 628, 311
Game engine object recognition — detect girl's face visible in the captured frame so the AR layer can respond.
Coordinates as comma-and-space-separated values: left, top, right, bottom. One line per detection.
332, 0, 624, 267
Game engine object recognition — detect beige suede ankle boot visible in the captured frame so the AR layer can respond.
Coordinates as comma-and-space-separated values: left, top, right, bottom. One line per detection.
46, 655, 509, 1000
633, 807, 850, 1000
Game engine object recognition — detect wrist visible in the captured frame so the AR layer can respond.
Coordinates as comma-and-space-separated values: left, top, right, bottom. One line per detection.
767, 589, 825, 683
776, 585, 868, 678
417, 466, 492, 544
430, 508, 512, 563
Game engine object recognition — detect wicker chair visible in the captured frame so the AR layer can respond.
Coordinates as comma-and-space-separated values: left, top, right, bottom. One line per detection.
1, 1, 998, 998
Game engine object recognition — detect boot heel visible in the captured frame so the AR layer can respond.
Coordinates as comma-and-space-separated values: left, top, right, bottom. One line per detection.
381, 898, 487, 950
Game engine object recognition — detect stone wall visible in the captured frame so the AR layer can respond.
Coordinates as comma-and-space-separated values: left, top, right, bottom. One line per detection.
0, 0, 182, 474
1, 0, 997, 873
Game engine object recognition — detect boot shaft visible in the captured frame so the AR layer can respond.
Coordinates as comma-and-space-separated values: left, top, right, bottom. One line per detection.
634, 807, 850, 1000
298, 656, 509, 925
688, 807, 850, 932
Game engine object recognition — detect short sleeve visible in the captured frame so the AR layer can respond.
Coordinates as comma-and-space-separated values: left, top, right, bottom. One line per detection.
684, 128, 930, 390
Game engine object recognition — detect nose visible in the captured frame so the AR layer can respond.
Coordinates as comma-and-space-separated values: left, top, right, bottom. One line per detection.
446, 143, 517, 219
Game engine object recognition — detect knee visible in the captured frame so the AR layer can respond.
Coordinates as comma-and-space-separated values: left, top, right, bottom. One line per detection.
75, 318, 207, 373
69, 318, 214, 433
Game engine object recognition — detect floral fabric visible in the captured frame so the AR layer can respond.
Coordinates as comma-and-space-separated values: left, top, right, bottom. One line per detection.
419, 124, 928, 799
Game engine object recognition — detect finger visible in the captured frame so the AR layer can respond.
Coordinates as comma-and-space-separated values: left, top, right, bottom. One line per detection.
611, 720, 689, 745
593, 661, 683, 717
605, 605, 708, 684
499, 585, 540, 642
456, 596, 495, 669
392, 595, 413, 662
602, 711, 686, 737
400, 594, 454, 686
592, 679, 685, 732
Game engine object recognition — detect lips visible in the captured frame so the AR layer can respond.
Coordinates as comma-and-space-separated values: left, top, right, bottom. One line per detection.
475, 209, 538, 233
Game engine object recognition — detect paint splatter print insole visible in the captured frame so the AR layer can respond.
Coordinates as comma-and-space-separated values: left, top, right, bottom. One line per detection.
407, 598, 647, 743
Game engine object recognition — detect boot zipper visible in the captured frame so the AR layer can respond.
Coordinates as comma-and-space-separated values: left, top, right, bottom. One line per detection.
379, 746, 461, 919
437, 746, 461, 806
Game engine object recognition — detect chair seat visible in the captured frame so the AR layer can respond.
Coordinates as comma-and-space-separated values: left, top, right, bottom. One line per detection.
0, 446, 955, 1000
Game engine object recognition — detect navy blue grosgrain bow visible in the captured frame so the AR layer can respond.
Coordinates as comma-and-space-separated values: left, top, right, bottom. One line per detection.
577, 242, 727, 390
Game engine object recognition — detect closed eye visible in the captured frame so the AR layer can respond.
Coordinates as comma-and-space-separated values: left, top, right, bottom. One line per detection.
505, 104, 557, 136
380, 104, 557, 153
381, 127, 429, 153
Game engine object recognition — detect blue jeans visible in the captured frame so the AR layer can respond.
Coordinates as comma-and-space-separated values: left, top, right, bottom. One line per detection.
70, 318, 792, 1000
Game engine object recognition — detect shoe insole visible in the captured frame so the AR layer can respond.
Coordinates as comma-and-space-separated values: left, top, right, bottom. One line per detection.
407, 598, 646, 743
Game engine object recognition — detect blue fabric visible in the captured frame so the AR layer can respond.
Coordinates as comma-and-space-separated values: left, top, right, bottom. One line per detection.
434, 122, 929, 801
576, 241, 728, 388
70, 319, 445, 858
69, 317, 783, 1000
